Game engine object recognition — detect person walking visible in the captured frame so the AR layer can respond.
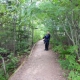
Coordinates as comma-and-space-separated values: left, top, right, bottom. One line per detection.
44, 32, 50, 51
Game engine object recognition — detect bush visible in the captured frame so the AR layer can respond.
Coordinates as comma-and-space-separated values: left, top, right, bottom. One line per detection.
53, 45, 64, 53
0, 48, 8, 57
53, 45, 78, 59
6, 53, 19, 72
53, 45, 70, 59
59, 54, 80, 80
0, 74, 6, 80
65, 55, 80, 70
68, 71, 80, 80
54, 45, 80, 80
0, 48, 8, 53
67, 45, 78, 54
59, 59, 69, 69
0, 69, 8, 80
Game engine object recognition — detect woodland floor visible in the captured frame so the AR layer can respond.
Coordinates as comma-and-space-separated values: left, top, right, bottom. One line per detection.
9, 40, 66, 80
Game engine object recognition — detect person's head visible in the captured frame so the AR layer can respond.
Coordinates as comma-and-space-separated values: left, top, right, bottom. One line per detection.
47, 32, 50, 34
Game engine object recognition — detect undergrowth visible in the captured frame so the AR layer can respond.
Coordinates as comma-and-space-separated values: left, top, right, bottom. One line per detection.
0, 47, 30, 80
53, 45, 80, 80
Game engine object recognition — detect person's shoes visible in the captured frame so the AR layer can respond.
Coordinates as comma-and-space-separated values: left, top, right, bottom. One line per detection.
44, 49, 48, 51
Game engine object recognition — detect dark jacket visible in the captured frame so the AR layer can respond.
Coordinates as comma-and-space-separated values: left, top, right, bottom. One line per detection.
44, 34, 50, 43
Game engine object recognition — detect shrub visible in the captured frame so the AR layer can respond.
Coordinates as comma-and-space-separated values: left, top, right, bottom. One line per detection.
67, 45, 78, 54
0, 48, 8, 57
0, 68, 8, 80
59, 59, 69, 69
6, 53, 19, 72
65, 55, 77, 70
0, 48, 7, 53
68, 71, 80, 80
53, 45, 70, 59
53, 45, 64, 53
0, 74, 6, 80
56, 45, 80, 80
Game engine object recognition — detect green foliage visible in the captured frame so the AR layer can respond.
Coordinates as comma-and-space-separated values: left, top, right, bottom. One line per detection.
33, 29, 42, 43
59, 59, 69, 69
0, 65, 8, 80
0, 48, 8, 53
23, 49, 29, 53
59, 54, 80, 80
0, 74, 6, 80
68, 71, 80, 80
55, 45, 79, 70
59, 55, 80, 70
6, 53, 19, 72
66, 55, 80, 71
53, 45, 68, 58
54, 44, 80, 80
0, 0, 80, 80
67, 45, 78, 54
53, 45, 78, 59
53, 45, 64, 53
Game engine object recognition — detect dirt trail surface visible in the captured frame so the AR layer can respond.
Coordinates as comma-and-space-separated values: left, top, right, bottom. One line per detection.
9, 40, 66, 80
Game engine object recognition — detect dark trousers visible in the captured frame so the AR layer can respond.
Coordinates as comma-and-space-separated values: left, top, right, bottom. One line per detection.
45, 42, 49, 50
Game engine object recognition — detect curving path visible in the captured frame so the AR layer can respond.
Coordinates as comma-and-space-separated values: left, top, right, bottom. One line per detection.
9, 40, 66, 80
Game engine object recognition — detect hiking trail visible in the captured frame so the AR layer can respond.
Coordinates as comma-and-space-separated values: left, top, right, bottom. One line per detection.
9, 40, 66, 80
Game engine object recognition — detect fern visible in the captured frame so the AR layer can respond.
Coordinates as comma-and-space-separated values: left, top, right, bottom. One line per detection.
68, 71, 80, 80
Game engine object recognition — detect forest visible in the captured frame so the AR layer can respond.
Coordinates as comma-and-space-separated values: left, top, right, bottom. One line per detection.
0, 0, 80, 80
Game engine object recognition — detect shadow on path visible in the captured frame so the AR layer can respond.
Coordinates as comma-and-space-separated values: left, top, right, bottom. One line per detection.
9, 40, 66, 80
